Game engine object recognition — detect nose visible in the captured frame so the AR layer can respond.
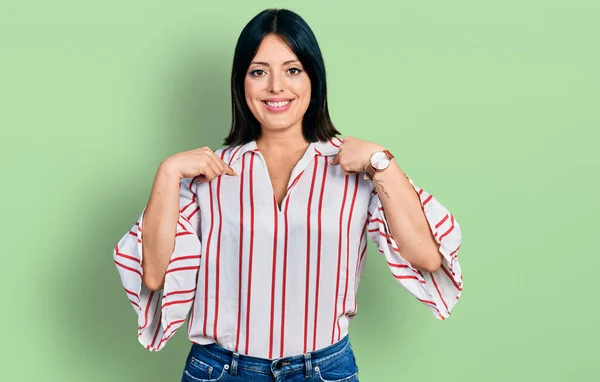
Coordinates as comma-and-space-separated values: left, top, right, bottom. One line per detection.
268, 71, 284, 93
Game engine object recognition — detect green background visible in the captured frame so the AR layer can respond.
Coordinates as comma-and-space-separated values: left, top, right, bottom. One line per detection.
1, 0, 599, 381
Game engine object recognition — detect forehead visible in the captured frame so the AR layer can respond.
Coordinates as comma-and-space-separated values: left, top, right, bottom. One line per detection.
252, 34, 299, 63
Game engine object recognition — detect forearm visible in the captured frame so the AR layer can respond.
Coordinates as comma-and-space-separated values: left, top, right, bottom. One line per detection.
371, 160, 442, 272
141, 163, 182, 290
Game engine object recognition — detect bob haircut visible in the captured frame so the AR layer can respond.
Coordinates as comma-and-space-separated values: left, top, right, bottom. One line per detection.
223, 8, 340, 146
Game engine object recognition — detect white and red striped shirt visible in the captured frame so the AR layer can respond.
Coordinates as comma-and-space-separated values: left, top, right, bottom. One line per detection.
113, 137, 463, 358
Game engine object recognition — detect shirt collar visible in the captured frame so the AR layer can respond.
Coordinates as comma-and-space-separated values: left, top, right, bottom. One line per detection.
228, 136, 344, 164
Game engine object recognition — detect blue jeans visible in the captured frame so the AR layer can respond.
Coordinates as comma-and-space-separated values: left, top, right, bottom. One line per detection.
181, 334, 359, 381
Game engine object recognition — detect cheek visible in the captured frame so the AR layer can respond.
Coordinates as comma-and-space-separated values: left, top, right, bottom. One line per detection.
244, 80, 259, 110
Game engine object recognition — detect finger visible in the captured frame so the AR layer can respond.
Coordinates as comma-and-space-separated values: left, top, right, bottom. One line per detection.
205, 153, 232, 177
219, 158, 237, 176
200, 159, 220, 182
210, 151, 237, 176
329, 154, 340, 165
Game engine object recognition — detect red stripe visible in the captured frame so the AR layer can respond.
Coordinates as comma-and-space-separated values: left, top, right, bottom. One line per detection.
329, 138, 340, 148
313, 158, 328, 351
168, 255, 201, 264
114, 246, 141, 264
114, 260, 141, 277
338, 174, 359, 341
430, 273, 449, 311
189, 176, 199, 190
416, 297, 444, 319
180, 194, 196, 213
370, 217, 385, 224
438, 215, 455, 243
139, 291, 155, 330
188, 299, 195, 333
441, 264, 462, 291
202, 179, 215, 337
228, 145, 243, 166
235, 154, 245, 352
149, 294, 163, 349
165, 265, 199, 274
351, 225, 368, 316
435, 214, 449, 229
286, 170, 305, 192
175, 231, 193, 237
162, 287, 196, 298
449, 244, 460, 259
128, 231, 137, 237
303, 158, 318, 353
269, 194, 278, 359
280, 195, 291, 357
245, 152, 256, 355
331, 175, 349, 344
124, 288, 139, 300
386, 262, 410, 269
187, 206, 200, 220
422, 194, 433, 206
212, 149, 228, 342
162, 296, 195, 309
386, 261, 422, 275
129, 300, 140, 310
393, 274, 427, 284
158, 319, 186, 347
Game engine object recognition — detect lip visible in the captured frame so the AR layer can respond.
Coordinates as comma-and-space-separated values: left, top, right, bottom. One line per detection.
262, 98, 294, 113
263, 97, 293, 102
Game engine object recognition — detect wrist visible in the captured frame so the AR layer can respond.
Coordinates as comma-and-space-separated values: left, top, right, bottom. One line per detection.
364, 148, 394, 180
158, 159, 183, 180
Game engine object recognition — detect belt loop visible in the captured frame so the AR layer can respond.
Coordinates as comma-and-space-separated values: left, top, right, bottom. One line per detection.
230, 352, 239, 376
304, 353, 312, 379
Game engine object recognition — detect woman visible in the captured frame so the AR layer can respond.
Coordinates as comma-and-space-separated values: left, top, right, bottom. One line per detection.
113, 8, 463, 382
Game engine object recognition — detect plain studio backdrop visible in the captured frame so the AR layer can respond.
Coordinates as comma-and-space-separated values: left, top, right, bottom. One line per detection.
1, 1, 598, 381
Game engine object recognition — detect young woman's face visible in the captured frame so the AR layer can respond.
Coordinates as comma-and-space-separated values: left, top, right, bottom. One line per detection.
244, 34, 311, 135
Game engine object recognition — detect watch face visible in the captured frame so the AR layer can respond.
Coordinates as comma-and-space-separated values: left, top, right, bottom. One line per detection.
370, 151, 390, 170
370, 151, 386, 165
376, 158, 391, 170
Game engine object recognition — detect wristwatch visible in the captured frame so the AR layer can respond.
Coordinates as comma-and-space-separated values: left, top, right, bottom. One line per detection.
365, 149, 394, 180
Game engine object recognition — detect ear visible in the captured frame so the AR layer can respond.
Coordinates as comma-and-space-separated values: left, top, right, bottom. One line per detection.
329, 154, 340, 165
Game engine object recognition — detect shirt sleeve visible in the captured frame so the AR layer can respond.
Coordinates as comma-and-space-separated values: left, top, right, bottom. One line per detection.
112, 176, 202, 351
366, 176, 463, 319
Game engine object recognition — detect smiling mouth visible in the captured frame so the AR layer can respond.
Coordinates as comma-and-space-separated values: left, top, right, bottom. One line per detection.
262, 99, 293, 108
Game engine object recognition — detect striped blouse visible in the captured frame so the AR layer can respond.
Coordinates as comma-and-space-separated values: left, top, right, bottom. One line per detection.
113, 137, 463, 359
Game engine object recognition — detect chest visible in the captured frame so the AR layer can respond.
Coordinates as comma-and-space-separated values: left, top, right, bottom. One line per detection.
196, 152, 373, 241
264, 156, 299, 210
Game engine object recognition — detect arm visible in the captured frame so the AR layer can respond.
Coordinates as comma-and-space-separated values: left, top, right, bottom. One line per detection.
112, 175, 202, 351
370, 159, 442, 273
331, 136, 463, 319
141, 163, 189, 291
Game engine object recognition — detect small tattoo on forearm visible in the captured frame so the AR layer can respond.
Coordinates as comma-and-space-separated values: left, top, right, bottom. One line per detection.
374, 177, 391, 199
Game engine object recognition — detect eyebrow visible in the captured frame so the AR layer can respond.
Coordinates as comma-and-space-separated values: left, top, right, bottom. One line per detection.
250, 60, 300, 66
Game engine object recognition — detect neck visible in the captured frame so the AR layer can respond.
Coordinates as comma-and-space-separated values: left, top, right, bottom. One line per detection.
257, 124, 309, 154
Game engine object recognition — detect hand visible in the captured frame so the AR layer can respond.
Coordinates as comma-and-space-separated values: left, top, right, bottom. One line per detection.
329, 136, 384, 176
160, 147, 237, 183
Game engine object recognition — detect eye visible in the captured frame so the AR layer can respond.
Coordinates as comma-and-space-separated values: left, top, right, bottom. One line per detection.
249, 69, 266, 77
288, 67, 302, 75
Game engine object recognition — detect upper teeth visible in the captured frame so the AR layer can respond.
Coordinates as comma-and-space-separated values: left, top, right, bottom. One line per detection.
266, 100, 291, 107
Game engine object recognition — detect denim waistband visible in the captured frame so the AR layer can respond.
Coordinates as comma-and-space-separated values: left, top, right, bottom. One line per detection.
190, 334, 351, 378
